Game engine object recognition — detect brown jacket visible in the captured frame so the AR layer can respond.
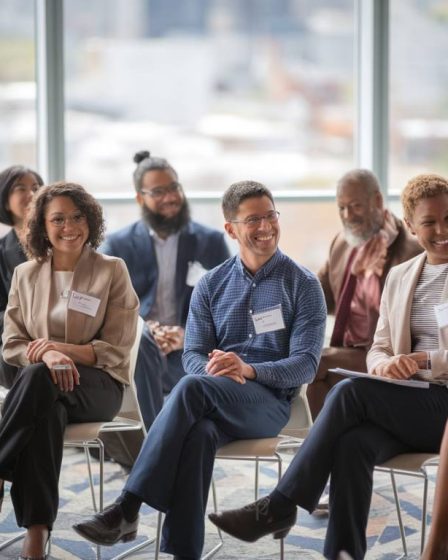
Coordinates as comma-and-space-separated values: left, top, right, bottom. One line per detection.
367, 252, 448, 381
318, 213, 422, 316
2, 245, 139, 385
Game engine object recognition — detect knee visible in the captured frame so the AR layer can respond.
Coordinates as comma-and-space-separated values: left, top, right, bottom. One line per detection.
172, 375, 205, 398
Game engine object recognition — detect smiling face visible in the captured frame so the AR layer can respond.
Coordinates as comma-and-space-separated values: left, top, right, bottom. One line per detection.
337, 180, 384, 245
136, 168, 184, 219
225, 195, 279, 273
45, 196, 89, 265
405, 193, 448, 265
6, 172, 41, 225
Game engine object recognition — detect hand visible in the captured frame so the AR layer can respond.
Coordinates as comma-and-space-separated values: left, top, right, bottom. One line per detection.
351, 233, 387, 278
42, 350, 80, 392
161, 326, 184, 353
375, 354, 419, 379
26, 338, 59, 363
206, 349, 255, 384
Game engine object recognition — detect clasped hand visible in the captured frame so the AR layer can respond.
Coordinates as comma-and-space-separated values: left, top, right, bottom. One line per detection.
206, 349, 255, 384
148, 321, 184, 355
26, 339, 79, 391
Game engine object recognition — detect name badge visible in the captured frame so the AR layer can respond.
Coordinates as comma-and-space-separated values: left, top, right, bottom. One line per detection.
68, 290, 101, 317
252, 304, 285, 335
186, 260, 208, 287
434, 302, 448, 329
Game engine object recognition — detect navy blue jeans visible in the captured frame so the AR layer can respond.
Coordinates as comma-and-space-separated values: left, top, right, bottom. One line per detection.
125, 374, 291, 558
277, 378, 448, 560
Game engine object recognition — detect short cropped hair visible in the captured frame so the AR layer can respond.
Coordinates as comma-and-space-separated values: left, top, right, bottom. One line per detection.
25, 182, 105, 261
222, 180, 274, 221
337, 168, 381, 198
401, 173, 448, 221
132, 150, 178, 192
0, 165, 44, 225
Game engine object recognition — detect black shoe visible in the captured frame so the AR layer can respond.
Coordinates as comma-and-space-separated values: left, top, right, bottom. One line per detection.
73, 503, 138, 546
208, 496, 296, 543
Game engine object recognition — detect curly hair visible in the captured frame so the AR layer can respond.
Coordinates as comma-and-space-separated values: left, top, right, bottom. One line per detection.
401, 173, 448, 221
25, 182, 105, 261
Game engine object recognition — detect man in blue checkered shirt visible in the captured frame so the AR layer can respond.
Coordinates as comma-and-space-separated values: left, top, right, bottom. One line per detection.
73, 180, 326, 560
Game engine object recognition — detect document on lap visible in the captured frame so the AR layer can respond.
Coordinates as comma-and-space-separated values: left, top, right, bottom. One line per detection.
329, 368, 430, 388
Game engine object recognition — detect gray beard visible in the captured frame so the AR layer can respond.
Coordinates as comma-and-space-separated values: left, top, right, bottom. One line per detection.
344, 211, 384, 247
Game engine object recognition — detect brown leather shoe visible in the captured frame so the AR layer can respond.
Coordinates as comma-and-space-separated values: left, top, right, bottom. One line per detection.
72, 503, 138, 546
208, 496, 296, 543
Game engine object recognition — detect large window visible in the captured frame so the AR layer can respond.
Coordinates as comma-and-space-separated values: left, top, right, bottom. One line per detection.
0, 0, 37, 170
389, 0, 448, 193
64, 0, 355, 196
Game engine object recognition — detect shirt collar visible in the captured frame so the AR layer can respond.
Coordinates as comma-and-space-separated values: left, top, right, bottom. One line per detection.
235, 249, 282, 280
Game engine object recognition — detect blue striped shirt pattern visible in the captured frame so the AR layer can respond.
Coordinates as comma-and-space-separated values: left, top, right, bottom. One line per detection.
183, 249, 326, 399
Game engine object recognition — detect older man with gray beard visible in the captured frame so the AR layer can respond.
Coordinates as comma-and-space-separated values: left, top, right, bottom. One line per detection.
307, 169, 422, 421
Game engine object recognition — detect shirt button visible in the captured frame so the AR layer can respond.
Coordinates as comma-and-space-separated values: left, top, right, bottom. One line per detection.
252, 283, 256, 288
249, 309, 253, 314
248, 334, 252, 338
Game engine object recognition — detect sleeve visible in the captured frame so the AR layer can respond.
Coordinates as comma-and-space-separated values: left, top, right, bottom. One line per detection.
366, 275, 394, 373
90, 259, 139, 372
2, 268, 32, 366
252, 275, 327, 389
429, 351, 448, 379
182, 276, 217, 375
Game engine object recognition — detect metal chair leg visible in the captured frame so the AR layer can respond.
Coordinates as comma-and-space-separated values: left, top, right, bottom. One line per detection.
389, 471, 408, 557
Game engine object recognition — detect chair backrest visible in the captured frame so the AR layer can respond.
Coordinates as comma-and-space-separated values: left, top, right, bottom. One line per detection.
116, 316, 147, 434
279, 384, 313, 439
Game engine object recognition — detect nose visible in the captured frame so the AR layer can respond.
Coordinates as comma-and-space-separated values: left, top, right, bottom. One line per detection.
257, 216, 273, 230
435, 221, 446, 235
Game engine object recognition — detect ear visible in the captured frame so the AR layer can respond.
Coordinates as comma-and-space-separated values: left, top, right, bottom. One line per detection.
374, 191, 384, 210
404, 217, 416, 235
136, 192, 144, 207
224, 221, 237, 240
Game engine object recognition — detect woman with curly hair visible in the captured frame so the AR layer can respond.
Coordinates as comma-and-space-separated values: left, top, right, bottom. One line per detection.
0, 165, 44, 388
0, 182, 139, 559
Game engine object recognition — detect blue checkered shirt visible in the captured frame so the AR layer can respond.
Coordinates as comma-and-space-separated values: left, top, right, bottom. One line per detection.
183, 249, 326, 399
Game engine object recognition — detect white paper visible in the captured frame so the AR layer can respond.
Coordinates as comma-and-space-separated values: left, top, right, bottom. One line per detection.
329, 368, 429, 388
434, 302, 448, 329
68, 290, 101, 317
252, 305, 285, 335
186, 260, 208, 287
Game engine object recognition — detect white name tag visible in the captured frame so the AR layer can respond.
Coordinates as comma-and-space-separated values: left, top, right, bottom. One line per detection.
434, 302, 448, 329
68, 290, 101, 317
252, 304, 285, 335
186, 260, 208, 287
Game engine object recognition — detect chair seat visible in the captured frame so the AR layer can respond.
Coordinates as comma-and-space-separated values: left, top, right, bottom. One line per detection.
64, 417, 142, 443
377, 452, 439, 473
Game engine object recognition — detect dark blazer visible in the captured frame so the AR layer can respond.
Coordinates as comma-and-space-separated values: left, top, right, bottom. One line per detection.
0, 229, 27, 335
101, 219, 231, 326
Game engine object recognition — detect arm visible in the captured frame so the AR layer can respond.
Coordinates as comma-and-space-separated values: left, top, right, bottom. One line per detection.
182, 277, 217, 376
249, 276, 327, 389
317, 259, 335, 314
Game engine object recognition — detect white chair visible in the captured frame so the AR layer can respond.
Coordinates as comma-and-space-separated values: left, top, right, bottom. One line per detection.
375, 452, 439, 557
153, 384, 313, 560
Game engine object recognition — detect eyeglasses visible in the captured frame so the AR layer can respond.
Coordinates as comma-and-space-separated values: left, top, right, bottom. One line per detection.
47, 213, 87, 228
140, 182, 182, 200
229, 210, 280, 228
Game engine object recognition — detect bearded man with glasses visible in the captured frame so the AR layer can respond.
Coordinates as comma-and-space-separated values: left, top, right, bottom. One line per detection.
98, 151, 230, 463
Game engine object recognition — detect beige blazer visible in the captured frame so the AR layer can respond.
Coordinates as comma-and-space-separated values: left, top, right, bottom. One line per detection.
367, 252, 448, 381
2, 245, 139, 385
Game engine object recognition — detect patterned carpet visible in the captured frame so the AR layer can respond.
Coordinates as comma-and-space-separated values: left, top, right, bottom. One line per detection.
0, 447, 434, 559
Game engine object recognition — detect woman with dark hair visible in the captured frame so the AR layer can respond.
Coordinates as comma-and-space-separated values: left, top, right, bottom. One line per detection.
0, 182, 139, 560
0, 165, 44, 387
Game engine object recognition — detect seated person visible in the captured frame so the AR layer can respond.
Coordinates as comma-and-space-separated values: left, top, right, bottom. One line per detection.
101, 150, 230, 430
0, 182, 138, 560
0, 165, 43, 388
208, 173, 448, 560
307, 169, 421, 420
73, 180, 326, 560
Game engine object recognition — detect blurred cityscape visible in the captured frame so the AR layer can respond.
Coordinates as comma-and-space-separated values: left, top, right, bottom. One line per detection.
0, 0, 448, 269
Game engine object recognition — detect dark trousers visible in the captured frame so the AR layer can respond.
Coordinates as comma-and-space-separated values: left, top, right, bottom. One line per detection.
277, 378, 448, 560
0, 351, 19, 389
125, 375, 291, 559
0, 363, 122, 528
